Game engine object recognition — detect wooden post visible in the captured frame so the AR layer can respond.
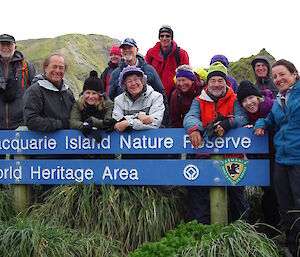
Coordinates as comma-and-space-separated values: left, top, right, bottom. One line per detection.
210, 154, 228, 225
12, 126, 31, 212
210, 187, 228, 225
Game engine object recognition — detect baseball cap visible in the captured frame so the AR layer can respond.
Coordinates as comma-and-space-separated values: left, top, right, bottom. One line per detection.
120, 38, 137, 48
0, 34, 16, 43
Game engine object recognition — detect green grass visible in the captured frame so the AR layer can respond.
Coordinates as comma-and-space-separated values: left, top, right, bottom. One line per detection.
0, 186, 17, 221
0, 217, 125, 257
30, 184, 187, 252
182, 220, 280, 257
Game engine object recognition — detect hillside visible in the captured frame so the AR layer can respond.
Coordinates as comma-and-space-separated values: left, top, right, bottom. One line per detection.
229, 48, 276, 84
17, 34, 276, 96
17, 34, 120, 96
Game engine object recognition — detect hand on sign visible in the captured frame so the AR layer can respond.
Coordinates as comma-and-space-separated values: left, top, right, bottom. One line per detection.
189, 130, 203, 149
114, 120, 129, 132
254, 128, 265, 136
138, 113, 152, 124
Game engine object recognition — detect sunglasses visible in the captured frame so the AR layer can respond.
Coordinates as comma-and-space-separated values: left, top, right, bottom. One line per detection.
160, 34, 171, 38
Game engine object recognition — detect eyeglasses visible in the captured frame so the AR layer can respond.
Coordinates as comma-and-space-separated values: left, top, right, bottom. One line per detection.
160, 34, 171, 38
125, 77, 141, 85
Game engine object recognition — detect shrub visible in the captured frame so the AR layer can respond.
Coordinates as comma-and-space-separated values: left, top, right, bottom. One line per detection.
182, 220, 280, 257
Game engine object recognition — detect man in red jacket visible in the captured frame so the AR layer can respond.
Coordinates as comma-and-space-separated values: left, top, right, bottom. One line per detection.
145, 25, 189, 97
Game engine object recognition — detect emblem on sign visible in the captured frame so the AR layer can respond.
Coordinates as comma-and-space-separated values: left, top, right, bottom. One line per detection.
183, 164, 199, 181
221, 158, 247, 185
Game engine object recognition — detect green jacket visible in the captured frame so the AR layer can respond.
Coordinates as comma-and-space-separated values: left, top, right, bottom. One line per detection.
70, 96, 113, 130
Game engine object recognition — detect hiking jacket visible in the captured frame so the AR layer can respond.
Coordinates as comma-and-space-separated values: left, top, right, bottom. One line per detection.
100, 61, 118, 93
169, 81, 202, 128
0, 51, 36, 129
252, 56, 278, 97
112, 85, 164, 130
70, 96, 113, 130
23, 74, 75, 132
254, 80, 300, 165
145, 41, 189, 97
184, 87, 248, 135
108, 54, 169, 125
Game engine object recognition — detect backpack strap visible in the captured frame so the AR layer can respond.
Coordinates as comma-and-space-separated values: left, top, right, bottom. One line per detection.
174, 46, 181, 67
21, 59, 29, 88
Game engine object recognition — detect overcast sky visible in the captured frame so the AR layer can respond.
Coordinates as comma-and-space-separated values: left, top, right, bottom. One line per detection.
4, 0, 300, 71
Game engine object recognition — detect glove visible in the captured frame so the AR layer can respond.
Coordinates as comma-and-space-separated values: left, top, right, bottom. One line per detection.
90, 127, 102, 143
103, 118, 117, 133
219, 119, 231, 133
62, 119, 70, 129
84, 117, 93, 126
80, 122, 92, 137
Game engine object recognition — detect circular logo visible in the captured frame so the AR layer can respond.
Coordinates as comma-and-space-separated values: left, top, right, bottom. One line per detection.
183, 164, 199, 181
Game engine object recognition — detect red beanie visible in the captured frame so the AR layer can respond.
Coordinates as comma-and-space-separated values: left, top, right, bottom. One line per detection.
109, 45, 121, 56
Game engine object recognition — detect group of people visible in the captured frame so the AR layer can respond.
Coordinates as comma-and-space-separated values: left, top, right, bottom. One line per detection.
1, 25, 300, 256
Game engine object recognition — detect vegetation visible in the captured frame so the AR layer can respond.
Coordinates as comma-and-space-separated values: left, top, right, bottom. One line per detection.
17, 34, 120, 96
0, 186, 17, 221
30, 184, 186, 252
129, 220, 281, 257
0, 218, 124, 257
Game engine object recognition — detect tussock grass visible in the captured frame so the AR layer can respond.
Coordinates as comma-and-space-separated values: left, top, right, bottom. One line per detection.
0, 186, 17, 221
0, 217, 125, 257
30, 184, 186, 252
182, 220, 280, 257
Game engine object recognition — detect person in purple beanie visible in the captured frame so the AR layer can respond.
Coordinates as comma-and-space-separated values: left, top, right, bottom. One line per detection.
210, 54, 239, 93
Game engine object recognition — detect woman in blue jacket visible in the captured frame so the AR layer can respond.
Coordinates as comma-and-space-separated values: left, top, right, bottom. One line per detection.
254, 59, 300, 257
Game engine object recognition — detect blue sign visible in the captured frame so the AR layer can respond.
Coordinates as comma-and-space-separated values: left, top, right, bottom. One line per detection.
0, 159, 270, 186
0, 128, 268, 155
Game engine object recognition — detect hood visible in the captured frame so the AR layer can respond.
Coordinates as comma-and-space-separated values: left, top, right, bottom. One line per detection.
251, 55, 271, 80
32, 74, 69, 92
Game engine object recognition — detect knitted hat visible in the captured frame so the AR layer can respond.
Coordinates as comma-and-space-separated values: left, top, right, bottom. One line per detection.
159, 25, 173, 40
119, 66, 145, 87
109, 45, 121, 56
0, 34, 15, 43
83, 71, 104, 93
210, 54, 229, 68
237, 80, 262, 104
176, 65, 195, 81
207, 62, 227, 82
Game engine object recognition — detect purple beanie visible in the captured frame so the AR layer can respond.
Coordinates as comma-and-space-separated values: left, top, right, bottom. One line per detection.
176, 69, 195, 81
210, 54, 229, 68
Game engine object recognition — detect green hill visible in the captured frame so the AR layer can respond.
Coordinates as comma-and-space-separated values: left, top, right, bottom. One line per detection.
17, 34, 120, 97
229, 48, 276, 84
17, 34, 276, 96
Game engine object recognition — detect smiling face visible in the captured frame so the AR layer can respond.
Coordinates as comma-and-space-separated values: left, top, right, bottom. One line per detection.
0, 42, 16, 61
44, 55, 65, 86
110, 53, 121, 65
83, 89, 100, 105
124, 74, 143, 99
254, 62, 268, 78
176, 77, 193, 93
272, 65, 297, 94
241, 95, 260, 113
121, 45, 137, 63
159, 32, 172, 51
207, 76, 227, 97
